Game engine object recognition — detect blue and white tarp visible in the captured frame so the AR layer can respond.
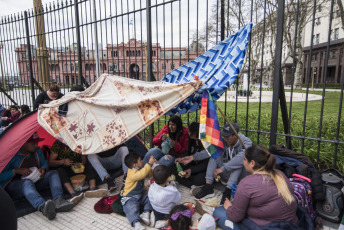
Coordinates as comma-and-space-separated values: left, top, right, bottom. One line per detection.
162, 23, 252, 115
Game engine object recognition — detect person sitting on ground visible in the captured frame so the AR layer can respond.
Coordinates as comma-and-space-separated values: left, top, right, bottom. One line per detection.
19, 105, 31, 117
173, 122, 210, 189
148, 165, 181, 227
33, 82, 64, 110
0, 105, 20, 127
87, 144, 129, 191
121, 152, 156, 230
48, 140, 107, 205
196, 122, 252, 204
0, 104, 6, 117
0, 132, 74, 220
161, 204, 216, 230
143, 116, 189, 167
213, 145, 298, 230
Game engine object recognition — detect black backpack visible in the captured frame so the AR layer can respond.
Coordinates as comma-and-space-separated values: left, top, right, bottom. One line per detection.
315, 168, 344, 223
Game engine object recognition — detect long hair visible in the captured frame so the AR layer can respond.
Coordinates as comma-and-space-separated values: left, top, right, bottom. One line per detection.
168, 115, 183, 140
245, 145, 295, 205
20, 105, 31, 116
168, 204, 191, 230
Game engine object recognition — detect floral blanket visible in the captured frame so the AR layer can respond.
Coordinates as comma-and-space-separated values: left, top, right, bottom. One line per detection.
37, 74, 203, 155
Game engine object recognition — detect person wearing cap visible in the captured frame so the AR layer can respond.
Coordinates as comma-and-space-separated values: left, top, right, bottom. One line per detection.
0, 132, 75, 220
195, 122, 252, 204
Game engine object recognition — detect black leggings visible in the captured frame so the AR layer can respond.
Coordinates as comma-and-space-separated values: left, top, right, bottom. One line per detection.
57, 162, 98, 185
170, 165, 206, 188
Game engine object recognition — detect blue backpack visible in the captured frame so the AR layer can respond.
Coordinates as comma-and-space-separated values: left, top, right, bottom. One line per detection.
290, 175, 316, 221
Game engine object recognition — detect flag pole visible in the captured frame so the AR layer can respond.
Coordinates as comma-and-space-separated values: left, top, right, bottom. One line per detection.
217, 106, 246, 150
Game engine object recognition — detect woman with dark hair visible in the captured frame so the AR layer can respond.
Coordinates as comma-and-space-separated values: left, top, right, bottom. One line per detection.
142, 116, 188, 167
33, 82, 64, 110
20, 105, 31, 117
213, 145, 299, 230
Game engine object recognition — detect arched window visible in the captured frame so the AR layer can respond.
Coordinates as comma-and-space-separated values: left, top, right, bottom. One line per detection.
103, 63, 107, 71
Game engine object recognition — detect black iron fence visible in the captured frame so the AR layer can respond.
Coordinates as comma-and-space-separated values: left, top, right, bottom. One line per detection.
0, 0, 343, 171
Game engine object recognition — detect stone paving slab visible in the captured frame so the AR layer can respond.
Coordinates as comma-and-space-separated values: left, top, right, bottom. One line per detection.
17, 175, 337, 230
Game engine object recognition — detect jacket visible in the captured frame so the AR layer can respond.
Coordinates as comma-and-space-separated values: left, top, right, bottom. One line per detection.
0, 147, 49, 188
1, 110, 20, 123
152, 125, 189, 156
221, 133, 252, 172
122, 163, 153, 197
148, 182, 181, 214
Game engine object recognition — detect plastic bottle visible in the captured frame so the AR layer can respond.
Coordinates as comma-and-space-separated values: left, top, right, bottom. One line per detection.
231, 184, 237, 200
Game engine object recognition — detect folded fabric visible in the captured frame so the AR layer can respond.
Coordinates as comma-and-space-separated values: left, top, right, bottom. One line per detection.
161, 137, 172, 155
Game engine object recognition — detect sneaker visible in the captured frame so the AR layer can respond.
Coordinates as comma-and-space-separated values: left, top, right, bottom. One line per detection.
149, 211, 156, 227
70, 191, 84, 205
41, 200, 56, 220
195, 184, 215, 199
191, 185, 204, 197
104, 176, 117, 191
54, 198, 75, 212
140, 211, 151, 226
220, 187, 232, 205
85, 187, 108, 198
134, 222, 146, 230
155, 220, 167, 228
195, 200, 214, 216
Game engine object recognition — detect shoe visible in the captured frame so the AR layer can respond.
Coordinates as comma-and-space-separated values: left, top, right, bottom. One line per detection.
134, 222, 146, 230
41, 200, 56, 220
54, 198, 75, 212
149, 211, 156, 227
70, 191, 84, 205
85, 187, 108, 198
220, 187, 232, 205
195, 200, 214, 216
104, 176, 117, 191
155, 220, 167, 228
140, 211, 151, 226
195, 184, 215, 199
191, 185, 204, 197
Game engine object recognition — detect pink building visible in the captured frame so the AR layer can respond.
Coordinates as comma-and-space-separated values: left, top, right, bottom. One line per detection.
15, 39, 202, 85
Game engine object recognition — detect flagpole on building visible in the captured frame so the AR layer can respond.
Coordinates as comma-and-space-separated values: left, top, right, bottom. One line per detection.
217, 107, 247, 150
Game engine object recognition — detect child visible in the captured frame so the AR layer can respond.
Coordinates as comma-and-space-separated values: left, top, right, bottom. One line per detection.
161, 204, 216, 230
148, 165, 181, 225
121, 151, 156, 230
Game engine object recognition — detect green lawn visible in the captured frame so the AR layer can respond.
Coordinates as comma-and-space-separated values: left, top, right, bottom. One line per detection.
144, 89, 344, 172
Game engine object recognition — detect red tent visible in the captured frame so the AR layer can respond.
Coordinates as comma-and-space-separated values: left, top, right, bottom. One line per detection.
0, 112, 56, 173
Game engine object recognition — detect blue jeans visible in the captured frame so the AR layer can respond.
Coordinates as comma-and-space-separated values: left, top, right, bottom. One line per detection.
0, 120, 9, 127
122, 193, 152, 227
142, 148, 175, 167
213, 206, 241, 230
5, 170, 63, 210
88, 146, 129, 181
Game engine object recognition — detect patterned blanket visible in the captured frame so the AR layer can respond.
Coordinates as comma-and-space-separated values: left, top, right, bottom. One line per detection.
37, 74, 203, 154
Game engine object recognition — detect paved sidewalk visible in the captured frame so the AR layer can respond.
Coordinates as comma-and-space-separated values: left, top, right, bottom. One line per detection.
17, 175, 337, 230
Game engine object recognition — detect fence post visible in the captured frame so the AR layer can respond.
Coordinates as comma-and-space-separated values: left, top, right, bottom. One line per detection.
24, 11, 36, 106
92, 0, 100, 79
270, 0, 287, 146
74, 0, 88, 88
146, 0, 154, 148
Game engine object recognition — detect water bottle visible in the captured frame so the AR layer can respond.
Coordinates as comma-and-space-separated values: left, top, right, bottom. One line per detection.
231, 184, 237, 201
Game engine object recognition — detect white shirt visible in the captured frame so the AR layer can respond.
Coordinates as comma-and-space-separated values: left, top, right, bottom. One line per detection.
148, 182, 181, 214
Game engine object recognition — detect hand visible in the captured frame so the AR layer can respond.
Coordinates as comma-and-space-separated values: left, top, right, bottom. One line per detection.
148, 156, 156, 165
161, 135, 167, 141
39, 168, 46, 178
223, 198, 232, 209
214, 168, 223, 178
1, 117, 6, 121
169, 139, 176, 148
63, 158, 73, 166
184, 169, 191, 178
14, 168, 32, 177
175, 158, 182, 164
180, 156, 193, 165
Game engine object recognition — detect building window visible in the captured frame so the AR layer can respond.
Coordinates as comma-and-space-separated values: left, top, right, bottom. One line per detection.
76, 65, 79, 71
66, 76, 70, 85
330, 30, 333, 41
86, 76, 90, 83
55, 76, 60, 83
103, 64, 106, 71
85, 64, 91, 71
335, 28, 339, 40
71, 64, 74, 71
162, 64, 166, 69
171, 63, 175, 69
152, 63, 156, 70
94, 75, 97, 82
126, 50, 129, 56
143, 64, 146, 71
122, 65, 125, 70
65, 64, 68, 71
27, 65, 29, 72
316, 17, 321, 25
316, 34, 320, 44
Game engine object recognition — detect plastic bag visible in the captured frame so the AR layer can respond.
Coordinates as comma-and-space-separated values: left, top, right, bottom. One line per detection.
161, 137, 172, 154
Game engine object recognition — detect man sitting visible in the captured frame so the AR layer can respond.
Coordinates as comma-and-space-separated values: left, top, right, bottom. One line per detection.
0, 132, 74, 220
195, 122, 252, 204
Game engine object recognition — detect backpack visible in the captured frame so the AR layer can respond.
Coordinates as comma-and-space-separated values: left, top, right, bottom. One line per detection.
315, 169, 344, 223
94, 194, 122, 214
290, 175, 316, 221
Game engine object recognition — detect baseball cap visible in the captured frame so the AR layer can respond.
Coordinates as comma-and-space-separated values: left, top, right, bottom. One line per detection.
221, 122, 240, 137
27, 132, 45, 143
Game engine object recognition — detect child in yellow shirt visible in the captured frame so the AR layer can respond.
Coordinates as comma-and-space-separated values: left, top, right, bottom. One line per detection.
121, 151, 156, 230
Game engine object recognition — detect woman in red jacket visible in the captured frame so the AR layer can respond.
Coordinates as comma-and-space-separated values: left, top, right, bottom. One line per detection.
142, 116, 188, 167
0, 105, 20, 127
